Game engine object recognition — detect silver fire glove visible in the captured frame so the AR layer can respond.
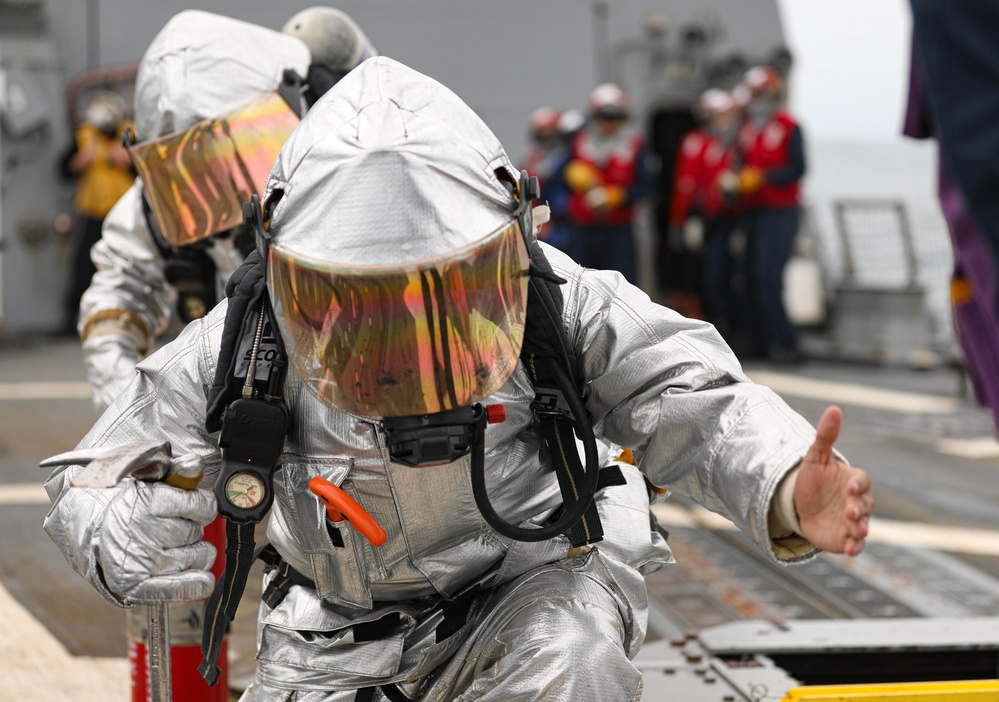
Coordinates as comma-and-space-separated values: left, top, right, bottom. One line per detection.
98, 480, 218, 605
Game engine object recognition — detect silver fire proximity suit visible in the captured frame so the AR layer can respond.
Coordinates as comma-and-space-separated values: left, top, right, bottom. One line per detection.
46, 57, 816, 701
79, 8, 376, 409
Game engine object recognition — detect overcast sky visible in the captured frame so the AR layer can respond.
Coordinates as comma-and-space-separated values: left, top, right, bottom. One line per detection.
777, 0, 913, 141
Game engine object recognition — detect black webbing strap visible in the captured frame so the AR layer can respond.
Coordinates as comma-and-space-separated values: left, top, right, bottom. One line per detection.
260, 557, 316, 610
435, 590, 476, 643
518, 220, 605, 547
596, 464, 627, 491
538, 410, 604, 547
204, 252, 269, 433
199, 520, 256, 686
355, 684, 409, 702
529, 354, 604, 547
353, 612, 402, 643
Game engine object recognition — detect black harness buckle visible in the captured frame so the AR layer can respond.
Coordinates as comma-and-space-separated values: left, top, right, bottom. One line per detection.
531, 386, 574, 420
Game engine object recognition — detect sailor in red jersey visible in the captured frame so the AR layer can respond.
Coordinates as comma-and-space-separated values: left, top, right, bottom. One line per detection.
562, 84, 653, 285
728, 65, 807, 362
521, 106, 562, 191
520, 106, 573, 252
670, 89, 742, 330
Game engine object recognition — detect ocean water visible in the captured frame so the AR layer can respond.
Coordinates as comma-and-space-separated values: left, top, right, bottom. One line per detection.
801, 137, 955, 351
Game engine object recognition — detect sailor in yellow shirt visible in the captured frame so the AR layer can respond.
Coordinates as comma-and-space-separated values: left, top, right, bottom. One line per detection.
65, 92, 135, 331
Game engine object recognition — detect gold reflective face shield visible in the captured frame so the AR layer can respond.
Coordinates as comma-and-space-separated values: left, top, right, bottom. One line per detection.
268, 220, 531, 418
127, 93, 300, 247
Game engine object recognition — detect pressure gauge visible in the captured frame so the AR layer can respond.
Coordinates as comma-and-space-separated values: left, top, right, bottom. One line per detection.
215, 397, 288, 524
224, 472, 266, 510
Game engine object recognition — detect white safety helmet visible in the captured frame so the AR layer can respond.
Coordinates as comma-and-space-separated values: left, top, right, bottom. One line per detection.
556, 108, 587, 138
261, 57, 531, 419
528, 106, 561, 139
742, 64, 782, 98
693, 88, 737, 123
282, 6, 377, 105
83, 91, 126, 133
588, 83, 630, 120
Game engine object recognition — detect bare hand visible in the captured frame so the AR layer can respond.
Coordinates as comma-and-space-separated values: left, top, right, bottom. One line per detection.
794, 406, 874, 556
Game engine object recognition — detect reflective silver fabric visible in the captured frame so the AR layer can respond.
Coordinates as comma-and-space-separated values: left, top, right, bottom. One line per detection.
46, 249, 818, 696
133, 11, 310, 142
263, 59, 516, 267
48, 56, 821, 699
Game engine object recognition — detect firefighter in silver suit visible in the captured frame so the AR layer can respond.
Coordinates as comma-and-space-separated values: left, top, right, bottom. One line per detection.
78, 8, 375, 409
46, 57, 874, 701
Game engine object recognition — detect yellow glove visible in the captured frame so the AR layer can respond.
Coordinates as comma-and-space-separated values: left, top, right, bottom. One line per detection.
738, 166, 766, 194
564, 160, 603, 193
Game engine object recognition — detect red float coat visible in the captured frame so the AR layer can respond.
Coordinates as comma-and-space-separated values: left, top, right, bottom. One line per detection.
738, 110, 802, 209
567, 128, 645, 226
669, 129, 736, 227
521, 145, 563, 195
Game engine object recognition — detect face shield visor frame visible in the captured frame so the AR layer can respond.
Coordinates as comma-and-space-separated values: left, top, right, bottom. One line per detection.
125, 92, 300, 247
267, 218, 532, 420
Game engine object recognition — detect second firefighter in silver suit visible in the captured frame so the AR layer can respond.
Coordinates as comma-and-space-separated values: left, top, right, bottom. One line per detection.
78, 8, 375, 409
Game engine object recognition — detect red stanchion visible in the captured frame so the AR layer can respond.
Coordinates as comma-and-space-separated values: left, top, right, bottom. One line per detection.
128, 515, 229, 701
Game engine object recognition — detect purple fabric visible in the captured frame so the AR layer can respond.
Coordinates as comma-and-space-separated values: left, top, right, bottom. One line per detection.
906, 31, 999, 431
938, 161, 999, 430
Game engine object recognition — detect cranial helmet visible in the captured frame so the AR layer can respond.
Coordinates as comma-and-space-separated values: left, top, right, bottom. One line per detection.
742, 64, 782, 98
83, 91, 127, 133
693, 88, 737, 123
282, 6, 377, 106
528, 106, 561, 139
260, 57, 531, 419
588, 83, 630, 120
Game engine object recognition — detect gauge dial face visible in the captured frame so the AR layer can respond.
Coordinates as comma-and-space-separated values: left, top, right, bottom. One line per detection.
224, 472, 266, 510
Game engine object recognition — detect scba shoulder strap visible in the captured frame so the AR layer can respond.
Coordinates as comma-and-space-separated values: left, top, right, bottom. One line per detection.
201, 240, 290, 686
204, 249, 277, 432
469, 170, 604, 547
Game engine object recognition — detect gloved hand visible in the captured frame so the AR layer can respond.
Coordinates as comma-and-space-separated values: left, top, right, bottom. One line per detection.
583, 184, 626, 213
564, 160, 603, 194
737, 166, 765, 194
98, 480, 218, 605
717, 170, 740, 195
82, 332, 143, 410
